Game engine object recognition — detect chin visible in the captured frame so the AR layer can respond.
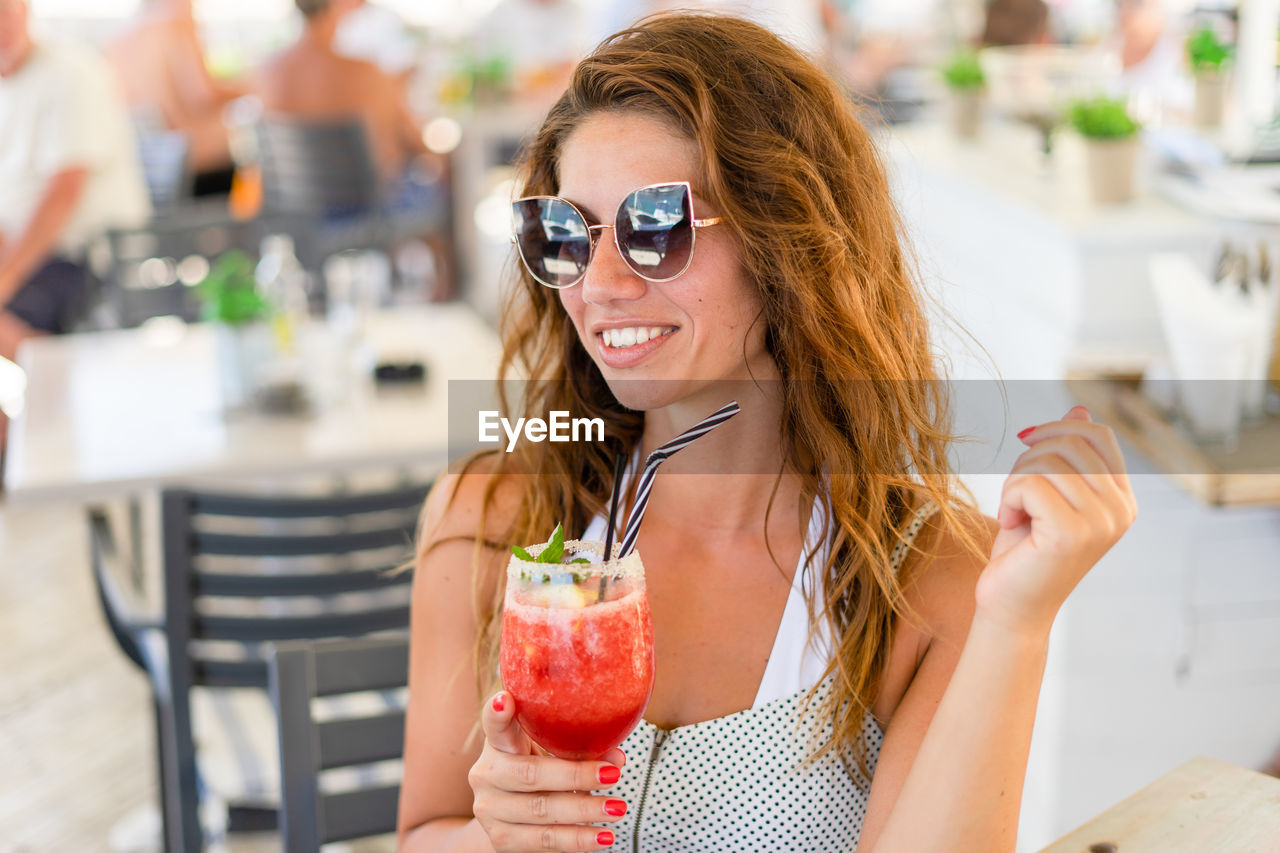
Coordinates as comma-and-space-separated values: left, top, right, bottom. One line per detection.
600, 375, 702, 412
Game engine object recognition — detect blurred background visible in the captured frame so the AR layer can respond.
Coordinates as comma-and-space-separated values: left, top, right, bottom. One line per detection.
1, 0, 1279, 851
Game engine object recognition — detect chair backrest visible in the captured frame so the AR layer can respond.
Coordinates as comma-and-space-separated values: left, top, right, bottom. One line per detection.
256, 117, 381, 218
269, 635, 409, 851
162, 484, 426, 692
102, 207, 268, 327
137, 130, 193, 210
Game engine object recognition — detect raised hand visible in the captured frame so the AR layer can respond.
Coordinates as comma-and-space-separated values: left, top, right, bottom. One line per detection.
978, 406, 1138, 637
468, 691, 628, 852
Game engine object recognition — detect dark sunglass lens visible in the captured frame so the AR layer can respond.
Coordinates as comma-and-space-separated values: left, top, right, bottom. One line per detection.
615, 184, 693, 280
513, 198, 592, 287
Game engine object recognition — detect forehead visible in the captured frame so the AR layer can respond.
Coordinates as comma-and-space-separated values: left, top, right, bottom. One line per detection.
557, 111, 701, 210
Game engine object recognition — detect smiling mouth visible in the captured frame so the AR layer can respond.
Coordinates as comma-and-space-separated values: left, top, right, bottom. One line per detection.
599, 326, 677, 349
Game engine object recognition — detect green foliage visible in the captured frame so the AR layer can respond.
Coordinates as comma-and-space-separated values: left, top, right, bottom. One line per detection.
196, 251, 271, 326
1068, 96, 1140, 140
511, 523, 592, 565
1186, 26, 1232, 73
941, 51, 985, 90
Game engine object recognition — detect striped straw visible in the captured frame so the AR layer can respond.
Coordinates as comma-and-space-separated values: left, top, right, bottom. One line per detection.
617, 401, 740, 557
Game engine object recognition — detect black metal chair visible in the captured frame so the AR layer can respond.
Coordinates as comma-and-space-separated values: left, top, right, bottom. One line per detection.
91, 484, 428, 852
136, 129, 194, 211
256, 117, 382, 221
97, 207, 268, 327
268, 635, 409, 851
254, 115, 450, 293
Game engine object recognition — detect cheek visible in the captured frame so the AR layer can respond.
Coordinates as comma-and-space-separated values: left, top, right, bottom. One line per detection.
557, 289, 588, 336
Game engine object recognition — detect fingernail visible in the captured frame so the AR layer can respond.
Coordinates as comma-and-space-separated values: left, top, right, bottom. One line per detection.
491, 694, 504, 713
1017, 426, 1036, 440
604, 798, 627, 816
597, 765, 621, 785
597, 830, 615, 846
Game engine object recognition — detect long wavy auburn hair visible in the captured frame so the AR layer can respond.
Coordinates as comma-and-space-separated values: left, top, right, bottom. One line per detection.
432, 12, 985, 782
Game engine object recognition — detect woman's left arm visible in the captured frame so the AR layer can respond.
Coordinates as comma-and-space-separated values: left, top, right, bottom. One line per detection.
858, 405, 1138, 853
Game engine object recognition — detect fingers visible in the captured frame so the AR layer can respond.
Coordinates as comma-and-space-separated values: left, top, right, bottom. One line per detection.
485, 790, 627, 825
1006, 435, 1128, 513
483, 750, 623, 794
1015, 406, 1137, 518
486, 823, 617, 852
472, 695, 628, 852
1019, 406, 1130, 481
483, 691, 533, 756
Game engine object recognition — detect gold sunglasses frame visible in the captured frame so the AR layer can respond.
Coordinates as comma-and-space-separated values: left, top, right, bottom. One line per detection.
511, 180, 723, 289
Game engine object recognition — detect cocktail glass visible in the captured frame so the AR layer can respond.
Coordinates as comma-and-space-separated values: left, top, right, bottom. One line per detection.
499, 539, 655, 760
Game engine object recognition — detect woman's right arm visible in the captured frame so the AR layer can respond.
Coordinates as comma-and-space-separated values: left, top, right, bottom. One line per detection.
397, 471, 626, 853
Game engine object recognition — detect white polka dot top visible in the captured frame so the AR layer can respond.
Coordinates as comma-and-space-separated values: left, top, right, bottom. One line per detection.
579, 494, 940, 853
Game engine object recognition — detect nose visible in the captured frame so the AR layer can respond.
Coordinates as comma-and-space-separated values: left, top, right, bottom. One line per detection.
580, 227, 647, 306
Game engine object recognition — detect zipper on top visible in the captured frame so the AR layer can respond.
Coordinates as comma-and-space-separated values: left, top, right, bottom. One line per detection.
630, 728, 670, 853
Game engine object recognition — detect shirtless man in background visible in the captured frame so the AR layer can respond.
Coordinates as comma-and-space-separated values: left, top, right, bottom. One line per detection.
253, 0, 429, 184
108, 0, 245, 194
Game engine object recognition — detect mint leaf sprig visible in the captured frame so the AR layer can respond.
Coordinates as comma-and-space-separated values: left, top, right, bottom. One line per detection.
512, 524, 592, 582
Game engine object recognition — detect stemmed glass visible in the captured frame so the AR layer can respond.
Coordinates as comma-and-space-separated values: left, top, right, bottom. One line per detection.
499, 539, 655, 760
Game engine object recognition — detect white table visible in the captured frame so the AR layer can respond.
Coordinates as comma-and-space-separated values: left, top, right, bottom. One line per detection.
884, 119, 1276, 380
3, 302, 503, 504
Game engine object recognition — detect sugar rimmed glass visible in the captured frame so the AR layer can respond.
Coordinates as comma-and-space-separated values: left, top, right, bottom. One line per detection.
499, 539, 655, 760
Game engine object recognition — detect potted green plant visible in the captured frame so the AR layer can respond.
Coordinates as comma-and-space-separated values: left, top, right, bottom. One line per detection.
1186, 26, 1232, 128
941, 50, 986, 139
196, 250, 273, 409
1068, 96, 1142, 204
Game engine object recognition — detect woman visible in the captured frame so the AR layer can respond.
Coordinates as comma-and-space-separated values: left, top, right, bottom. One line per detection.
398, 13, 1136, 852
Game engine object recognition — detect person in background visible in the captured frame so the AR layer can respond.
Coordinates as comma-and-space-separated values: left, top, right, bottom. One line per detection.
826, 0, 945, 96
1114, 0, 1191, 116
334, 0, 420, 89
0, 0, 150, 362
982, 0, 1051, 47
254, 0, 433, 184
108, 0, 246, 196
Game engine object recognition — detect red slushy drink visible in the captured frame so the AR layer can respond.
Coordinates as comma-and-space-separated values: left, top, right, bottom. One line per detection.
500, 541, 655, 760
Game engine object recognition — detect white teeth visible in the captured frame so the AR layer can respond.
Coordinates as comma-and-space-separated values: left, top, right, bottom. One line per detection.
602, 326, 674, 348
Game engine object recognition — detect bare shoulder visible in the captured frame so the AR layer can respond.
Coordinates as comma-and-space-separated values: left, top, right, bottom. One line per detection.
419, 452, 524, 552
341, 55, 393, 91
899, 505, 998, 647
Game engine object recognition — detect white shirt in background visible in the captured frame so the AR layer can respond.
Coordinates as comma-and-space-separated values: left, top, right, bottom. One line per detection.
335, 2, 419, 77
0, 40, 151, 257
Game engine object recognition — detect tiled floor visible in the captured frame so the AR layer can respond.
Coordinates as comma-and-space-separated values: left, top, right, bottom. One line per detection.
0, 498, 395, 852
0, 499, 159, 851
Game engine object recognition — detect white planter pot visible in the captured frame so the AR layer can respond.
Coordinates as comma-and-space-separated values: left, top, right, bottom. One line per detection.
1193, 71, 1228, 128
1084, 136, 1139, 205
948, 89, 984, 139
214, 322, 272, 409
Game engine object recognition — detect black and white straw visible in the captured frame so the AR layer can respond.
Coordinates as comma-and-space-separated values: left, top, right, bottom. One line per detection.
617, 401, 740, 557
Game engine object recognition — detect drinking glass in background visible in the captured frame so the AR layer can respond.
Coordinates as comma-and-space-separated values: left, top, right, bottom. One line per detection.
499, 540, 655, 760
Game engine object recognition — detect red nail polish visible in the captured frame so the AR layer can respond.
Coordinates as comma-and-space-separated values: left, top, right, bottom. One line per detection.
597, 765, 621, 785
597, 830, 614, 846
492, 695, 504, 713
1017, 426, 1036, 440
604, 799, 626, 816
